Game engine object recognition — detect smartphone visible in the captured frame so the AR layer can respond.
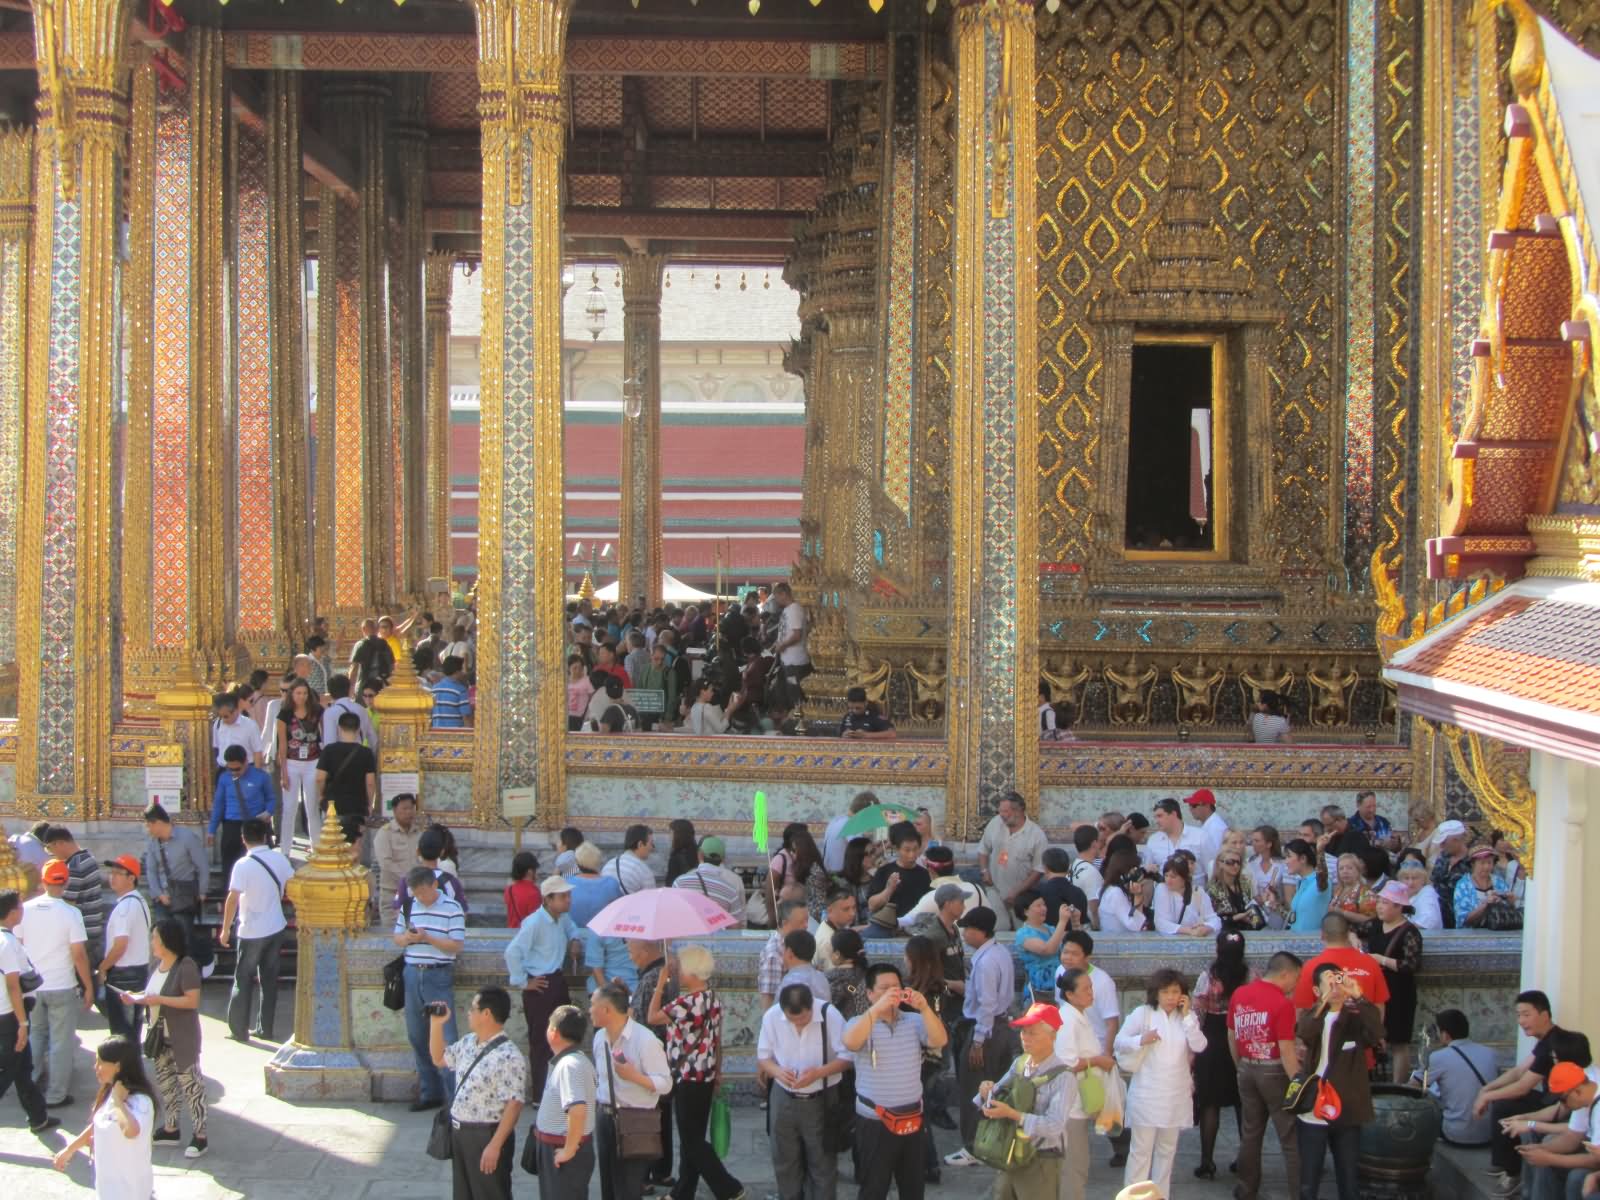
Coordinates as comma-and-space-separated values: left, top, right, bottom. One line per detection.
424, 1000, 449, 1017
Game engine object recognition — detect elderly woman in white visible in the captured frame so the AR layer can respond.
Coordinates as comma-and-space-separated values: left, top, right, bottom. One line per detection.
1152, 855, 1222, 937
1396, 863, 1443, 930
1114, 968, 1207, 1196
1055, 967, 1118, 1200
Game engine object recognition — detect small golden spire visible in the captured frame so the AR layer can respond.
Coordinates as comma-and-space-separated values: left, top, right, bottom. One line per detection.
0, 833, 32, 897
285, 813, 370, 931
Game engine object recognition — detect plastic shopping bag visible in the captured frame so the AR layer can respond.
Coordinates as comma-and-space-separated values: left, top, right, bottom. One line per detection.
710, 1086, 732, 1159
1093, 1067, 1126, 1139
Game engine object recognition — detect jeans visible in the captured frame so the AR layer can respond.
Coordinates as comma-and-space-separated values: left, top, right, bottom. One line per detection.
673, 1079, 742, 1200
856, 1112, 926, 1200
228, 926, 286, 1040
100, 964, 147, 1042
0, 1011, 47, 1127
403, 962, 458, 1103
1297, 1121, 1362, 1200
28, 988, 81, 1104
1236, 1060, 1301, 1200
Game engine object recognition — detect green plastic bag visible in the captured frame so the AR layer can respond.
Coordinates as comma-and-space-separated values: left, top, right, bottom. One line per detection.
710, 1086, 732, 1159
1078, 1068, 1105, 1117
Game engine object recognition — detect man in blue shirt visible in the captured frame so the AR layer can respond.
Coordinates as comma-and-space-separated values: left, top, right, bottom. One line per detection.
430, 655, 473, 729
505, 875, 580, 1096
1346, 790, 1400, 851
946, 905, 1018, 1168
209, 745, 274, 884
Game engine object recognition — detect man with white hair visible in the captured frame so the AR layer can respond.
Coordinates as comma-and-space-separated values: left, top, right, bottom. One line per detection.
1428, 820, 1472, 927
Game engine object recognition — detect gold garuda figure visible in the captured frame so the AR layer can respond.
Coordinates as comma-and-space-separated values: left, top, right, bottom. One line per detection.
1104, 655, 1157, 726
1171, 657, 1226, 726
846, 646, 893, 710
1239, 661, 1295, 708
904, 653, 946, 723
1307, 659, 1360, 727
1040, 657, 1092, 725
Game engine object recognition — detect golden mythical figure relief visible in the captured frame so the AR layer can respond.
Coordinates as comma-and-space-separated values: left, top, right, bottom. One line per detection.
1307, 660, 1360, 727
904, 653, 946, 723
1040, 657, 1092, 725
846, 646, 893, 710
1239, 661, 1295, 708
1171, 657, 1226, 726
1104, 655, 1158, 726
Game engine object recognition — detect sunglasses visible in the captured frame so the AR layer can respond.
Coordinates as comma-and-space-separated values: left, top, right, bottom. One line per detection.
1218, 858, 1241, 866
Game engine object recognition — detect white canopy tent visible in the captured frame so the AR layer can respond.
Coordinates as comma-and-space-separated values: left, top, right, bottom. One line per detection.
593, 573, 719, 603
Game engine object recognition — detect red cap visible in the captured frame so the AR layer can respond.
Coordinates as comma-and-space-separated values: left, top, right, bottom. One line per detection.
41, 860, 69, 885
103, 854, 141, 879
1184, 788, 1217, 808
1549, 1062, 1589, 1095
1010, 1002, 1063, 1031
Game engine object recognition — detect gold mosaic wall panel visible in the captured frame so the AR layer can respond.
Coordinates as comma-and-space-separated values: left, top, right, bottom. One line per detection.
1034, 0, 1340, 569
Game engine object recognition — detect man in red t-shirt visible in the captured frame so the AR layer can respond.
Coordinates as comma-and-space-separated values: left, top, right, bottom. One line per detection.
1292, 913, 1391, 1012
1229, 951, 1306, 1200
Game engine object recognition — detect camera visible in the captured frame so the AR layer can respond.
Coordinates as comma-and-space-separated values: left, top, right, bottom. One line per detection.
424, 1001, 449, 1018
1125, 867, 1150, 885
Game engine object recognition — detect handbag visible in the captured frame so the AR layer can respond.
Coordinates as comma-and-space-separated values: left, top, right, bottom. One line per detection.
382, 898, 414, 1012
603, 1035, 664, 1162
1283, 1071, 1319, 1115
1469, 899, 1524, 930
143, 1016, 169, 1059
426, 1034, 508, 1160
156, 840, 199, 914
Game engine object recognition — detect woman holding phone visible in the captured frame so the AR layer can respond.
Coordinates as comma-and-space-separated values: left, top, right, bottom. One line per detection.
1114, 968, 1206, 1196
1294, 964, 1384, 1200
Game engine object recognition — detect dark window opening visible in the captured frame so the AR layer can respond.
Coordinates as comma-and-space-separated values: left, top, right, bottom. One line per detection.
1125, 342, 1217, 553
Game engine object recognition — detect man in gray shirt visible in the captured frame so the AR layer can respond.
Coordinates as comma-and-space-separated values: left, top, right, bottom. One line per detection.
1422, 1009, 1498, 1145
141, 803, 212, 969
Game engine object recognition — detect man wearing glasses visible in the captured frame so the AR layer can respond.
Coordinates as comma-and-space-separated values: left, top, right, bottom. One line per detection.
207, 745, 274, 885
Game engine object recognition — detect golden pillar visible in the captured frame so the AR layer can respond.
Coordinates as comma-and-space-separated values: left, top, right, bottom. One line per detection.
470, 0, 573, 826
390, 79, 428, 603
424, 252, 455, 587
230, 74, 312, 663
946, 0, 1039, 836
18, 0, 134, 816
124, 32, 239, 719
617, 251, 664, 610
315, 80, 392, 623
0, 128, 31, 718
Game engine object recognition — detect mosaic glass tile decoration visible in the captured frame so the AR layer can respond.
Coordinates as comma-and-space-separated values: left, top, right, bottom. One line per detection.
1341, 0, 1377, 573
233, 119, 277, 632
0, 233, 23, 669
1448, 4, 1483, 427
880, 32, 920, 520
332, 198, 365, 609
152, 92, 194, 647
39, 177, 82, 794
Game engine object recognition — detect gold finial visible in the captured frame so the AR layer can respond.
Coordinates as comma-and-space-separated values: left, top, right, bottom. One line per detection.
285, 813, 370, 931
1495, 0, 1546, 96
374, 641, 435, 723
0, 833, 31, 897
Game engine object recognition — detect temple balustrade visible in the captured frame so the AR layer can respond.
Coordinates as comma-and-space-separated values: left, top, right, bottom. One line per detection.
267, 924, 1522, 1102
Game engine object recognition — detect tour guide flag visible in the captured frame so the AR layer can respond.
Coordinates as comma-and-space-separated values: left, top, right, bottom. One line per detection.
752, 790, 769, 854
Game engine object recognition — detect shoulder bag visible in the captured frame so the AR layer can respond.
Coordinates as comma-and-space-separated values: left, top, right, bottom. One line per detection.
818, 1007, 854, 1153
426, 1034, 508, 1159
603, 1032, 664, 1161
382, 897, 414, 1011
155, 838, 199, 915
972, 1055, 1070, 1171
1447, 1043, 1489, 1087
1, 930, 42, 1000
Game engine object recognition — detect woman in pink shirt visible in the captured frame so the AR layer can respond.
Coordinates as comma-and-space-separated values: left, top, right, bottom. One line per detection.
566, 655, 595, 732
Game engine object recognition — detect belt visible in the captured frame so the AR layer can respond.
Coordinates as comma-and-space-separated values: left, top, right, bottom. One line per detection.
408, 961, 454, 969
777, 1087, 824, 1100
1239, 1058, 1286, 1067
452, 1119, 501, 1130
537, 1131, 594, 1147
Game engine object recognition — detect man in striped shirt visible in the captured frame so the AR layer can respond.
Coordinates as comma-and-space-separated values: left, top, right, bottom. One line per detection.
43, 828, 107, 965
670, 837, 745, 926
395, 866, 466, 1112
429, 656, 473, 729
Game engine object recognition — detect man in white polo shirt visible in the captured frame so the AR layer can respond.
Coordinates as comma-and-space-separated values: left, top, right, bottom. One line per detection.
219, 818, 290, 1044
19, 860, 93, 1107
98, 856, 152, 1043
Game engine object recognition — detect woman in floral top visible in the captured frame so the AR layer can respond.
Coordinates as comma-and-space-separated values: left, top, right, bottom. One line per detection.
1329, 851, 1379, 932
647, 945, 744, 1200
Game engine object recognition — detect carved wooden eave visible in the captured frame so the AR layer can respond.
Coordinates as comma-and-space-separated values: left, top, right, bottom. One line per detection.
1431, 2, 1600, 582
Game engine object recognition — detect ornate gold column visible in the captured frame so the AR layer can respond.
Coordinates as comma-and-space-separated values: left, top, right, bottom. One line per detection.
946, 0, 1039, 835
470, 0, 573, 826
124, 31, 238, 712
617, 251, 663, 609
390, 79, 427, 602
424, 252, 455, 587
315, 80, 391, 622
0, 128, 31, 717
231, 72, 312, 665
18, 0, 134, 815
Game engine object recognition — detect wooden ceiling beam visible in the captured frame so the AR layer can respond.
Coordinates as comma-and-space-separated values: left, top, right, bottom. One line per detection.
567, 132, 827, 179
566, 207, 798, 243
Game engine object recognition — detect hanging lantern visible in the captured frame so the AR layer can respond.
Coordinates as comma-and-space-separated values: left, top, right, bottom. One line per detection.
584, 276, 607, 341
869, 0, 884, 10
748, 0, 760, 13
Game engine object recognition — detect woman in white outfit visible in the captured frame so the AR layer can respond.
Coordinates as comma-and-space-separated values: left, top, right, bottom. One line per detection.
1055, 967, 1117, 1200
1114, 968, 1207, 1196
1097, 847, 1153, 933
276, 678, 324, 847
1153, 855, 1223, 936
52, 1036, 157, 1200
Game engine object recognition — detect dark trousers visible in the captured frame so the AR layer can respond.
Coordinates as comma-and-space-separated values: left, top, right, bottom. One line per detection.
1237, 1061, 1301, 1200
653, 1093, 674, 1182
0, 1011, 47, 1127
673, 1079, 742, 1200
450, 1120, 515, 1200
521, 973, 571, 1099
538, 1137, 596, 1200
100, 964, 148, 1042
597, 1108, 652, 1200
1298, 1121, 1361, 1200
956, 1019, 1017, 1151
227, 927, 286, 1040
856, 1113, 926, 1200
218, 819, 245, 885
1492, 1092, 1549, 1176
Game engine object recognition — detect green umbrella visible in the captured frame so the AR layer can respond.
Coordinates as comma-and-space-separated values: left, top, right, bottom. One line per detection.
839, 803, 914, 838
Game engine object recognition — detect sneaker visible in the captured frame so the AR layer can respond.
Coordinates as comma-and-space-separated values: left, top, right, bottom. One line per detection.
185, 1137, 209, 1160
200, 960, 216, 980
152, 1126, 182, 1146
1494, 1180, 1520, 1200
28, 1116, 61, 1133
943, 1149, 980, 1168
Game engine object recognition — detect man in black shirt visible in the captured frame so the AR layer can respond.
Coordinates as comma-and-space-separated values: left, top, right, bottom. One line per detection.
315, 711, 378, 848
349, 617, 394, 694
839, 687, 897, 741
866, 821, 931, 931
1036, 847, 1090, 923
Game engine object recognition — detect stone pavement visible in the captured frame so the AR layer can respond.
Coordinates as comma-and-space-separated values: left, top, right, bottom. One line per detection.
0, 984, 1298, 1199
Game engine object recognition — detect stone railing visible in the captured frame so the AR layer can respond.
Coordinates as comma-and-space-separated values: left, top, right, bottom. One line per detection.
266, 926, 1522, 1102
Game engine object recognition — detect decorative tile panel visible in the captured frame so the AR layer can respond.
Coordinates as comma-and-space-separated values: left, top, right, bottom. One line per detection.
151, 92, 193, 646
233, 120, 277, 633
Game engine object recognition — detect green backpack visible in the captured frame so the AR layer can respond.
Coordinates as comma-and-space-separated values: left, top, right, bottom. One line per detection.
972, 1056, 1070, 1171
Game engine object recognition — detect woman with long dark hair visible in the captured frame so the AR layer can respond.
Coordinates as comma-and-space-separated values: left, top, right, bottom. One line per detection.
1192, 930, 1252, 1179
52, 1036, 158, 1198
825, 929, 870, 1019
276, 677, 324, 846
123, 917, 207, 1159
1284, 837, 1331, 931
835, 836, 881, 915
666, 818, 699, 886
1098, 846, 1152, 932
503, 850, 541, 928
1154, 854, 1222, 936
768, 822, 829, 922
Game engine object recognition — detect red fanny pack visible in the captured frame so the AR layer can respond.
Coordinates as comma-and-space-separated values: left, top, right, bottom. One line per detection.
871, 1101, 923, 1136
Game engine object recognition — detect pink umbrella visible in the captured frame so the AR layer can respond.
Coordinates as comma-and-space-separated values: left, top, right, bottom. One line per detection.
586, 887, 738, 940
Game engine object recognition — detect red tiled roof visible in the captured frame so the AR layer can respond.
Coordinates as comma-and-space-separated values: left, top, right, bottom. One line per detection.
1398, 595, 1600, 715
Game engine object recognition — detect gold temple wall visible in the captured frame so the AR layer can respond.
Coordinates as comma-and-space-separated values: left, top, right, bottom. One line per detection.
0, 128, 30, 703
